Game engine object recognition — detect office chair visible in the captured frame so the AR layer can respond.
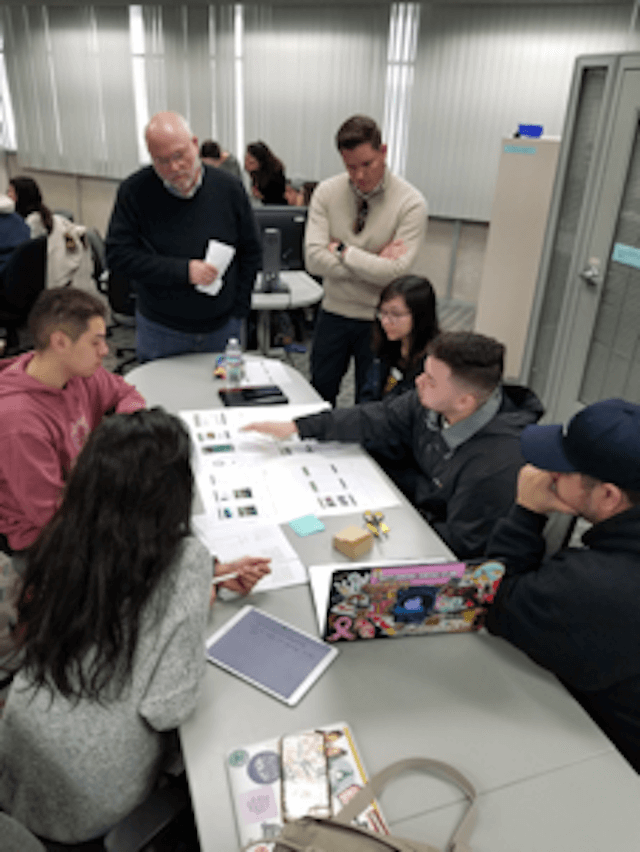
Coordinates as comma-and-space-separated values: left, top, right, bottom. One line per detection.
0, 236, 47, 355
105, 269, 138, 374
85, 228, 107, 290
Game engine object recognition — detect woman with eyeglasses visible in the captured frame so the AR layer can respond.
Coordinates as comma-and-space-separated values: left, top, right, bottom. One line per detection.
360, 275, 439, 402
0, 407, 270, 844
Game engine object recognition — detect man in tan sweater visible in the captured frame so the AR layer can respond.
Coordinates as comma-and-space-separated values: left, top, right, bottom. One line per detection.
305, 115, 427, 405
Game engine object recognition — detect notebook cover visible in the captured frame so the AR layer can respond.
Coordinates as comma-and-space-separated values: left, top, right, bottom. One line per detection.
226, 721, 388, 851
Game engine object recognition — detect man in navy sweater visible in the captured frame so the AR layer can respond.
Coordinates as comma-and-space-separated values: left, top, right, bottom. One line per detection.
106, 111, 261, 362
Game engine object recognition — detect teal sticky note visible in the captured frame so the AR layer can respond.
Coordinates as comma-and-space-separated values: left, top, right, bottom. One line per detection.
612, 242, 640, 271
289, 515, 325, 537
504, 144, 537, 155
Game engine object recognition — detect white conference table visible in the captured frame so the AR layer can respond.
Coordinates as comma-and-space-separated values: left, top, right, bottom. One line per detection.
251, 269, 322, 354
126, 354, 640, 852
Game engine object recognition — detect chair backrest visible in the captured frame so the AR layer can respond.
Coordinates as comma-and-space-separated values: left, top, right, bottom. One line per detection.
106, 270, 136, 318
1, 235, 47, 317
85, 228, 106, 284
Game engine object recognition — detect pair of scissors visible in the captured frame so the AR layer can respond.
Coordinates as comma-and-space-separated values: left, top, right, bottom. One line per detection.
363, 510, 390, 537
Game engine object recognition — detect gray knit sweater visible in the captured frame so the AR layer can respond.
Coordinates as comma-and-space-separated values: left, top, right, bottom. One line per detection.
0, 536, 211, 843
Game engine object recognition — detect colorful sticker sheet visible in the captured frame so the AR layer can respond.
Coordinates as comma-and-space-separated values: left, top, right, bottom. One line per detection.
226, 722, 388, 851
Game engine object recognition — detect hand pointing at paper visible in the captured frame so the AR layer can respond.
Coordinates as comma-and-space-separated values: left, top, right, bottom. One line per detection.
189, 259, 219, 287
242, 421, 299, 440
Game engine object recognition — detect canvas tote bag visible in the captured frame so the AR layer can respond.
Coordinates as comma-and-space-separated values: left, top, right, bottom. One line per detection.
273, 756, 477, 852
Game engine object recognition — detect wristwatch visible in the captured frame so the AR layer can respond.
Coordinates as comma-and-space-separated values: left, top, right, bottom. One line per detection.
335, 241, 347, 259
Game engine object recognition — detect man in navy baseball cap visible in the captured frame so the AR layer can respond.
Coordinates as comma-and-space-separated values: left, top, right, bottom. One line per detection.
485, 398, 640, 774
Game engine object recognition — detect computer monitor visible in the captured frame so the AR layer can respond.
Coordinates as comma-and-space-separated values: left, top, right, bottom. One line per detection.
253, 205, 307, 271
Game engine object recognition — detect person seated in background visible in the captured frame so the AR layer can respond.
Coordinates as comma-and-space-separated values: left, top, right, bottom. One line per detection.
0, 408, 271, 843
244, 331, 543, 560
0, 288, 145, 560
285, 177, 305, 206
359, 274, 439, 402
244, 140, 287, 205
0, 192, 29, 276
8, 176, 97, 295
485, 399, 640, 774
199, 139, 242, 180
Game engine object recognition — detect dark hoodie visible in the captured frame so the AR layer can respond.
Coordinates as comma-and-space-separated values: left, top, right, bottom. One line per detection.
486, 502, 640, 773
295, 384, 544, 559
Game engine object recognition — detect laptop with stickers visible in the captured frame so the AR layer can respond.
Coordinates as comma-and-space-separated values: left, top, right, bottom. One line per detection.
309, 558, 505, 642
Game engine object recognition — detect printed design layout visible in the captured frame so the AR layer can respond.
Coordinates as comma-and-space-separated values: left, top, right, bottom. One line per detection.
325, 561, 505, 642
297, 460, 358, 511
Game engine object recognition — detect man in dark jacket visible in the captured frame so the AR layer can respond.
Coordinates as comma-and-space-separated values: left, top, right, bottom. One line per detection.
245, 331, 543, 558
486, 398, 640, 773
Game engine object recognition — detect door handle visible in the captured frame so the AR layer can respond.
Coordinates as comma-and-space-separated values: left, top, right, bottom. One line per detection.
580, 257, 601, 287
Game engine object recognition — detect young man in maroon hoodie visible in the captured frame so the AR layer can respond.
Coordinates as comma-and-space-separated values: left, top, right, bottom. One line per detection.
0, 287, 146, 559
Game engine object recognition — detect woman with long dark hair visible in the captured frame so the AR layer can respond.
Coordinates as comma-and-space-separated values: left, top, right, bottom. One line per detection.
244, 140, 287, 205
8, 176, 54, 235
8, 175, 99, 293
360, 275, 439, 402
0, 407, 269, 843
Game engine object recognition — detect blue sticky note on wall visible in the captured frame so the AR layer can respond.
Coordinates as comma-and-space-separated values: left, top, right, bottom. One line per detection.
289, 515, 325, 537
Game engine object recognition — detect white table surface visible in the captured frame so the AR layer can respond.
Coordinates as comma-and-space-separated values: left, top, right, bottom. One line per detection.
252, 269, 322, 311
391, 751, 640, 852
126, 353, 630, 852
251, 269, 322, 354
126, 351, 320, 414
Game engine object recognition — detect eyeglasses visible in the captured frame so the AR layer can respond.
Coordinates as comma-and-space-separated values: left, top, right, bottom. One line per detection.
353, 198, 369, 234
152, 148, 189, 168
376, 310, 411, 322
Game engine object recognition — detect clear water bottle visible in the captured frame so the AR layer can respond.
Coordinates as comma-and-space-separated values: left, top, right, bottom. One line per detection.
224, 337, 243, 386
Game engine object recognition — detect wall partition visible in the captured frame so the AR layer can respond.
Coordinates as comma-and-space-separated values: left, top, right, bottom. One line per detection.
243, 4, 389, 183
407, 3, 638, 220
2, 5, 138, 176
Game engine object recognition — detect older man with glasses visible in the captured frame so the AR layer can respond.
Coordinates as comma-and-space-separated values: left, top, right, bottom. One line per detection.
106, 111, 261, 363
305, 114, 427, 406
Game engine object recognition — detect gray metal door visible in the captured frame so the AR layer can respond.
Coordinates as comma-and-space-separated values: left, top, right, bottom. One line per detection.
524, 54, 640, 423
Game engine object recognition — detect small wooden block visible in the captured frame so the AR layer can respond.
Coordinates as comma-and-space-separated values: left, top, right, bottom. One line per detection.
333, 525, 374, 560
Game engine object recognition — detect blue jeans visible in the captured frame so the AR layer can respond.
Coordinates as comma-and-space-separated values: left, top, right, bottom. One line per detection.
135, 311, 243, 364
310, 309, 375, 406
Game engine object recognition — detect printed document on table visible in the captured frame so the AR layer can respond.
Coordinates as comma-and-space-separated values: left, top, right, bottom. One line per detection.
195, 239, 235, 297
240, 359, 293, 387
192, 516, 308, 591
180, 403, 330, 469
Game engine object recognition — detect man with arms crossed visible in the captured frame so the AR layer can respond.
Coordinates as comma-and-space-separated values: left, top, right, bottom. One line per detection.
246, 332, 543, 559
486, 399, 640, 773
0, 288, 145, 558
106, 111, 261, 363
306, 115, 427, 405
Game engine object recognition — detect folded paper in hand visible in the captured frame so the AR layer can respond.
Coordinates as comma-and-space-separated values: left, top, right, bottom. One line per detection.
196, 239, 236, 297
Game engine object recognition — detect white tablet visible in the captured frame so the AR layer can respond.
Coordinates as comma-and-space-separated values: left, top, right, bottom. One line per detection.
205, 605, 339, 706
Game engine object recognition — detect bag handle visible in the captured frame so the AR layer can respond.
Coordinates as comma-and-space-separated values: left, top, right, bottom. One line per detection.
333, 757, 477, 852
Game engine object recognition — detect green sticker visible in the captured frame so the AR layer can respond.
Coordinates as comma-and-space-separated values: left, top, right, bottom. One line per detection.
228, 749, 249, 768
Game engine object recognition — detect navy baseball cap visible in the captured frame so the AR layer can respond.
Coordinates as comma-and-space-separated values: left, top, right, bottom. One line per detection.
520, 398, 640, 490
